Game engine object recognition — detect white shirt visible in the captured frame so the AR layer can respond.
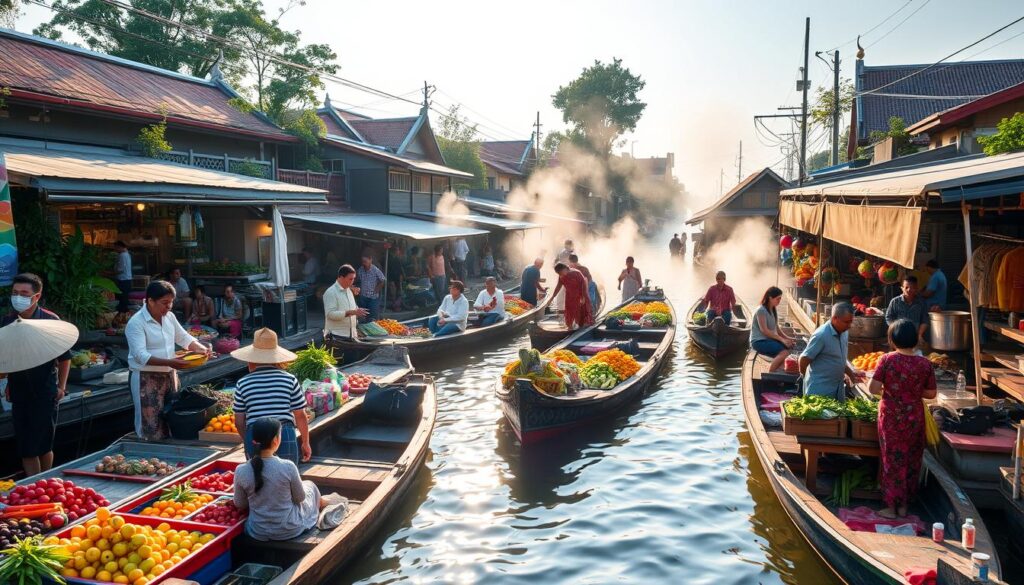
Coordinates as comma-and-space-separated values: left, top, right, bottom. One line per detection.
303, 257, 320, 284
125, 306, 197, 372
474, 288, 505, 315
115, 250, 132, 280
323, 282, 358, 338
171, 277, 189, 298
453, 239, 469, 262
437, 294, 469, 331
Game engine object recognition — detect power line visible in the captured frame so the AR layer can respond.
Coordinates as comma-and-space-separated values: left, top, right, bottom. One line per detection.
821, 0, 915, 53
865, 0, 933, 49
435, 89, 528, 139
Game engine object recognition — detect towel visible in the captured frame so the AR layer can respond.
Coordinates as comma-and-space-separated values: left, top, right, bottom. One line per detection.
904, 567, 936, 585
838, 506, 926, 535
317, 492, 350, 530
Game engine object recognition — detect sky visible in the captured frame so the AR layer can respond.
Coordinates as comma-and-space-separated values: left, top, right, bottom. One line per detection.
12, 0, 1024, 212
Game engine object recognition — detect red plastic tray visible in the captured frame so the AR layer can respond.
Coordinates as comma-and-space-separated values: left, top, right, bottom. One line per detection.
176, 460, 241, 494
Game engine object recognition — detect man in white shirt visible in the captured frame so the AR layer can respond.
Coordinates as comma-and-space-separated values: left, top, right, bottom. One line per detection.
452, 237, 470, 282
473, 276, 505, 327
125, 280, 210, 440
301, 248, 320, 285
428, 280, 469, 337
113, 241, 132, 313
322, 264, 367, 339
168, 267, 192, 318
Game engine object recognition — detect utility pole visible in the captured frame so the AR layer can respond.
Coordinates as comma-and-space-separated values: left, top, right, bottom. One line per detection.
799, 17, 810, 185
422, 80, 434, 110
534, 111, 542, 165
832, 50, 841, 166
736, 140, 743, 182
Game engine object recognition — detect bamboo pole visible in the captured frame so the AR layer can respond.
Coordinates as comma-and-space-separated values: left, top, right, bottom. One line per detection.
813, 204, 826, 327
961, 202, 985, 405
1014, 423, 1022, 500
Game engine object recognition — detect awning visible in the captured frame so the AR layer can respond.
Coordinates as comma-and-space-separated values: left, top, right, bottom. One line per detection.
283, 213, 487, 241
2, 144, 327, 205
822, 203, 922, 268
459, 196, 589, 225
779, 201, 823, 234
323, 135, 474, 179
413, 211, 542, 231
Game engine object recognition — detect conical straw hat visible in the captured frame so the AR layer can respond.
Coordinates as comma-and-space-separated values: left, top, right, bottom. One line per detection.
230, 328, 297, 364
0, 317, 80, 373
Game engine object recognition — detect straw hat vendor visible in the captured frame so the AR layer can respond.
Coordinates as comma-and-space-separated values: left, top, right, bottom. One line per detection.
230, 328, 311, 464
125, 280, 211, 440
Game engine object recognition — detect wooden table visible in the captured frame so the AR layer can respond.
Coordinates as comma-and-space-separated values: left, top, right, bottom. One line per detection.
797, 435, 881, 492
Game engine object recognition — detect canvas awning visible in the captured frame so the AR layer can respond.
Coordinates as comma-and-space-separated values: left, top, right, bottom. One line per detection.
779, 200, 823, 234
2, 144, 327, 205
283, 213, 487, 241
822, 203, 922, 268
413, 211, 542, 231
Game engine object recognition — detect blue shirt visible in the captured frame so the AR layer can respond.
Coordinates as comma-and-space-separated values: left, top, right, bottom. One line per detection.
884, 294, 929, 328
924, 269, 948, 309
801, 322, 849, 399
356, 264, 386, 299
521, 265, 541, 305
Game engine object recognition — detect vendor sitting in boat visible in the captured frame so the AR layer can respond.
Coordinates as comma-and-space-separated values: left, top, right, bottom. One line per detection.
233, 418, 326, 541
428, 280, 469, 337
799, 302, 865, 399
700, 271, 737, 325
473, 277, 506, 327
750, 286, 796, 372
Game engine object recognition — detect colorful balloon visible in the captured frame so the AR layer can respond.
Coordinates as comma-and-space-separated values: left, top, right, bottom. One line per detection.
779, 234, 794, 249
877, 262, 899, 285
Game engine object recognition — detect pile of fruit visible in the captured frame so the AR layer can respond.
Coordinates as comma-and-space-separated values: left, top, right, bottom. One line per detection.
203, 413, 237, 434
502, 349, 567, 394
346, 373, 376, 394
0, 480, 16, 493
71, 349, 109, 369
374, 319, 408, 336
94, 455, 179, 477
188, 501, 244, 526
0, 518, 49, 548
506, 296, 533, 309
186, 325, 218, 341
139, 482, 214, 520
851, 351, 885, 372
691, 312, 707, 326
589, 349, 640, 380
52, 507, 217, 583
505, 304, 526, 316
2, 479, 109, 523
407, 327, 430, 338
640, 312, 671, 327
190, 471, 233, 493
544, 349, 582, 366
580, 361, 619, 389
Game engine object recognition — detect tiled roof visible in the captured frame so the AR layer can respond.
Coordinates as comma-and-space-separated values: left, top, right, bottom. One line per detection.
338, 109, 372, 122
686, 168, 788, 225
479, 140, 531, 175
0, 29, 293, 141
348, 117, 418, 151
857, 59, 1024, 143
906, 80, 1024, 135
322, 135, 473, 178
318, 112, 352, 137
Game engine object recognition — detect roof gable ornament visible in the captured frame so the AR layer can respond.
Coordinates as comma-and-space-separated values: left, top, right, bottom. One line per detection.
210, 49, 225, 82
324, 93, 332, 109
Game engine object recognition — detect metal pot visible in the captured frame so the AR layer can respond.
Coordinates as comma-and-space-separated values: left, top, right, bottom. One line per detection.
929, 311, 972, 351
850, 315, 885, 338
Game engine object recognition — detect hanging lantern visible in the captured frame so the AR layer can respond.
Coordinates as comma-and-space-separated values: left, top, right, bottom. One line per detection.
878, 262, 899, 285
818, 266, 840, 286
857, 259, 874, 280
779, 234, 794, 249
792, 238, 807, 254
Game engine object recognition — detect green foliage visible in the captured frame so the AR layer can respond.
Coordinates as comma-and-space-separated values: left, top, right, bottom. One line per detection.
435, 105, 486, 190
810, 78, 854, 131
978, 111, 1024, 156
282, 109, 327, 171
552, 58, 646, 157
868, 116, 917, 158
137, 118, 172, 157
227, 97, 256, 113
233, 158, 267, 178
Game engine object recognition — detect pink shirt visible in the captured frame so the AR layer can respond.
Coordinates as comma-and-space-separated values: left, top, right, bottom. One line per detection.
704, 284, 736, 314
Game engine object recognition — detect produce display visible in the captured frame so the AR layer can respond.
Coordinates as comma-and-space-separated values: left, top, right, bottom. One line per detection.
190, 472, 233, 494
0, 480, 15, 493
842, 398, 879, 422
0, 519, 53, 547
580, 361, 619, 389
287, 343, 337, 383
783, 395, 843, 420
346, 373, 376, 394
203, 413, 237, 434
357, 322, 389, 337
71, 349, 109, 370
502, 349, 566, 395
851, 351, 885, 372
374, 319, 408, 336
640, 312, 671, 327
185, 325, 218, 342
927, 352, 958, 372
544, 349, 582, 366
140, 482, 215, 519
2, 479, 109, 523
691, 312, 707, 325
52, 507, 217, 582
0, 533, 70, 585
94, 455, 179, 477
504, 296, 533, 316
406, 327, 430, 338
589, 349, 640, 381
188, 501, 244, 526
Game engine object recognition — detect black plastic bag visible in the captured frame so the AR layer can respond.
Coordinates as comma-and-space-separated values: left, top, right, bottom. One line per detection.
161, 387, 219, 440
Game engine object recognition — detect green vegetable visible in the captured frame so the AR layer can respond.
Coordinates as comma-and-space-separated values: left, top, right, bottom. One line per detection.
641, 312, 671, 326
841, 398, 879, 422
691, 312, 707, 325
784, 395, 843, 420
287, 342, 337, 381
827, 467, 875, 507
0, 537, 70, 585
580, 361, 619, 389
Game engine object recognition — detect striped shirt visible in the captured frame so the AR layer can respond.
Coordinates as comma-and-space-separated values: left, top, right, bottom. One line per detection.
233, 367, 305, 424
356, 264, 386, 299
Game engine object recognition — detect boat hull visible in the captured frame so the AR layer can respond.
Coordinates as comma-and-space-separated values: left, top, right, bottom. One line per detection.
685, 298, 751, 358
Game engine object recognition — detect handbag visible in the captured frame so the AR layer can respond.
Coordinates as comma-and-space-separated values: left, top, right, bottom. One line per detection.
941, 405, 995, 436
362, 376, 426, 423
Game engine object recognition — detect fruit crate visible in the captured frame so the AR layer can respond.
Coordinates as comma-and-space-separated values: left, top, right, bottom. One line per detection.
781, 401, 848, 438
179, 460, 241, 495
849, 418, 879, 442
114, 489, 226, 517
184, 495, 247, 534
198, 431, 244, 444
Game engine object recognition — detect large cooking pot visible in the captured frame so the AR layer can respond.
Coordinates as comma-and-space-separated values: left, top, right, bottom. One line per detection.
850, 315, 885, 338
929, 311, 972, 351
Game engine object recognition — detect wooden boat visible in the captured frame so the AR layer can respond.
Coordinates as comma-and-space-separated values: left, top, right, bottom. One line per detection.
529, 283, 606, 351
496, 287, 675, 445
327, 285, 551, 364
741, 351, 1001, 584
685, 297, 752, 358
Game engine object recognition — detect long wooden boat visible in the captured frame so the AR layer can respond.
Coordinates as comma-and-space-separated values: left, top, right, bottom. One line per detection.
528, 283, 606, 351
496, 287, 675, 445
328, 284, 551, 364
741, 351, 1001, 583
685, 297, 752, 358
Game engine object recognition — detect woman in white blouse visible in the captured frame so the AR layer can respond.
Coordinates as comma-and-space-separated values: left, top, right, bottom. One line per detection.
125, 281, 210, 440
428, 280, 469, 337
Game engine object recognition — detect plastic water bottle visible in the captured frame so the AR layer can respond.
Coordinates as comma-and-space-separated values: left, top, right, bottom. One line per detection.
962, 517, 976, 550
956, 370, 967, 395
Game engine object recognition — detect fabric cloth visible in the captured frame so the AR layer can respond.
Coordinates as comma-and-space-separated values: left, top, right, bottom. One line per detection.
243, 421, 299, 465
356, 264, 386, 299
559, 268, 594, 329
323, 282, 358, 338
115, 250, 132, 280
130, 370, 178, 440
884, 294, 929, 329
904, 568, 937, 585
474, 289, 505, 315
521, 265, 541, 306
428, 317, 462, 337
453, 238, 469, 261
996, 247, 1024, 312
620, 267, 641, 302
873, 352, 935, 510
750, 305, 777, 345
436, 294, 469, 331
752, 339, 786, 357
233, 455, 320, 541
923, 269, 947, 309
233, 366, 305, 425
703, 284, 736, 315
125, 306, 197, 372
801, 322, 849, 399
958, 243, 1013, 308
705, 308, 733, 325
838, 506, 926, 535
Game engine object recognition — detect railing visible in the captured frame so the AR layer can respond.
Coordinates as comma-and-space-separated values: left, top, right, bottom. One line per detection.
156, 149, 274, 180
277, 168, 346, 205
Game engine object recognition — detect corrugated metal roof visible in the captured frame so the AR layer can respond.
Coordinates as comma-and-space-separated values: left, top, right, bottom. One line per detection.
459, 196, 589, 225
322, 135, 473, 178
284, 213, 487, 240
479, 141, 531, 176
686, 168, 787, 225
3, 144, 326, 203
414, 211, 542, 231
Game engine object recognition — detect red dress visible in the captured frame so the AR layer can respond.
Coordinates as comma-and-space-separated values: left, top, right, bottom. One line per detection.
873, 352, 936, 509
560, 268, 594, 329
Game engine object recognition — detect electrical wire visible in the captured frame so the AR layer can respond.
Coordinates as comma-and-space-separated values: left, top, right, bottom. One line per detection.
820, 0, 915, 53
436, 89, 529, 139
865, 0, 933, 49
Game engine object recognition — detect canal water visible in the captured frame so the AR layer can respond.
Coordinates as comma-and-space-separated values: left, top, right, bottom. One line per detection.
341, 256, 844, 585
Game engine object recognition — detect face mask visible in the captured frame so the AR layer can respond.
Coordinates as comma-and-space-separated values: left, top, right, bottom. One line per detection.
10, 295, 33, 312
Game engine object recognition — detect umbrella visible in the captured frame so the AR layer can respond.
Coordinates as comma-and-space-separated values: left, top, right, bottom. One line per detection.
0, 317, 79, 373
269, 205, 290, 288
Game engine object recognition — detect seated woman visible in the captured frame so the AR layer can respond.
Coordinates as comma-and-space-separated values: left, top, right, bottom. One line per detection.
479, 244, 496, 277
868, 319, 937, 519
189, 285, 215, 326
233, 418, 325, 541
750, 286, 796, 372
212, 284, 244, 337
428, 280, 468, 337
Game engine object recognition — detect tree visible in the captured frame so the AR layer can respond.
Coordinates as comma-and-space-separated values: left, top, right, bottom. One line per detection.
807, 150, 831, 172
868, 116, 917, 158
810, 78, 855, 133
552, 58, 646, 157
978, 112, 1024, 156
435, 105, 486, 190
1, 0, 18, 28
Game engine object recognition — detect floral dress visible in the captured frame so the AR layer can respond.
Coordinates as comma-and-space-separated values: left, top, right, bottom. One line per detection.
873, 352, 936, 509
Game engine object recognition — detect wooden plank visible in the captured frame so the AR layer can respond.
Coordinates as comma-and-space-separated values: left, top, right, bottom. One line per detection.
341, 425, 416, 447
984, 320, 1024, 345
980, 366, 1024, 402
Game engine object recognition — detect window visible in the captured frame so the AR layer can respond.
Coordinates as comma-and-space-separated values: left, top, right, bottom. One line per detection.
412, 174, 430, 193
487, 177, 496, 190
325, 159, 346, 174
432, 176, 449, 194
389, 171, 411, 191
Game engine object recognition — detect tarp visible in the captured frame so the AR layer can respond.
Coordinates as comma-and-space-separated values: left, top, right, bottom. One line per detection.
0, 153, 16, 285
414, 211, 542, 231
269, 206, 290, 287
284, 213, 487, 241
822, 203, 922, 268
779, 200, 823, 234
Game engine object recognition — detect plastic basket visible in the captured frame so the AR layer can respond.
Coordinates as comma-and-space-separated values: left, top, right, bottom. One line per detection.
213, 563, 283, 585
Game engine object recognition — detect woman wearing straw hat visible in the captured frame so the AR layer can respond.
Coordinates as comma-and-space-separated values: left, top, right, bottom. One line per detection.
230, 328, 311, 464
